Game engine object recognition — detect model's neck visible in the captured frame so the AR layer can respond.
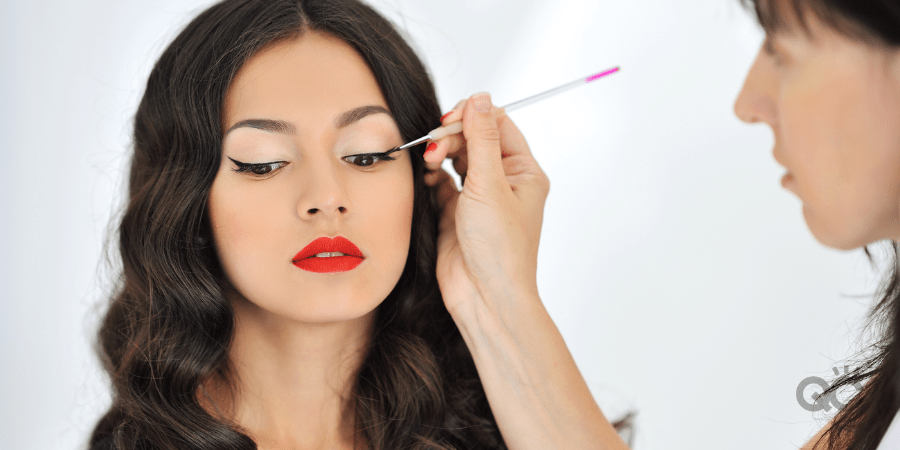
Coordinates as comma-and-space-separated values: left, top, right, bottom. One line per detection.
202, 294, 375, 450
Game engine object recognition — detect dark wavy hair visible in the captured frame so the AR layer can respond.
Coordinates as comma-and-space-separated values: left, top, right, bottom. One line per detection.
88, 0, 634, 448
740, 3, 900, 449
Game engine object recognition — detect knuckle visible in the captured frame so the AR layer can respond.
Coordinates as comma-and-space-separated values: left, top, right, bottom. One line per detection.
476, 125, 501, 143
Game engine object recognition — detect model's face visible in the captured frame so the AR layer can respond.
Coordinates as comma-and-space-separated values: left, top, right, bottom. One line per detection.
208, 32, 414, 323
734, 5, 900, 250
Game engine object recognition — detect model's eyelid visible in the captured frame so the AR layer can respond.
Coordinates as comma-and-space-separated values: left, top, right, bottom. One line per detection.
345, 148, 398, 158
342, 149, 400, 168
227, 156, 287, 166
226, 157, 289, 178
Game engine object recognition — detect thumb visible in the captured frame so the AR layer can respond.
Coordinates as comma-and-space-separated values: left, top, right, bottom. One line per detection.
461, 92, 505, 189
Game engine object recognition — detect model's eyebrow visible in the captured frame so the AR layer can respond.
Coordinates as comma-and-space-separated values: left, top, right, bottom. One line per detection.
224, 105, 393, 138
335, 105, 393, 128
225, 119, 296, 138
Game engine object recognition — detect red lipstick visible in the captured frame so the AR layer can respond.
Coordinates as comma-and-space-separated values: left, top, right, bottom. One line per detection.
292, 236, 364, 273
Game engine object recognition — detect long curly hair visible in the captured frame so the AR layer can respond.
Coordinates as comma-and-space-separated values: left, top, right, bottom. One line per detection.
88, 0, 635, 448
741, 1, 900, 449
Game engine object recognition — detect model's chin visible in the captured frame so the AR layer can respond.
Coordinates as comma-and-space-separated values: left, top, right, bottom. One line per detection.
263, 292, 384, 325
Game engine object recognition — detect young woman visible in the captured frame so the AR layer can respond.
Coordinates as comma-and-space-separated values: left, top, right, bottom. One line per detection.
88, 0, 632, 448
732, 0, 900, 448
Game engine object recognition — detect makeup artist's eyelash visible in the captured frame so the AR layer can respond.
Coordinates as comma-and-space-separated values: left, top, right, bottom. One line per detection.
763, 37, 784, 65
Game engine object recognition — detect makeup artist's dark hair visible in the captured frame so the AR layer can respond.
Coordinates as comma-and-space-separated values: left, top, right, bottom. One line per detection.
87, 1, 634, 449
739, 3, 900, 450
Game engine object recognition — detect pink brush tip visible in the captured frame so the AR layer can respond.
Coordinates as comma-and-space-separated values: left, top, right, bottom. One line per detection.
585, 67, 620, 83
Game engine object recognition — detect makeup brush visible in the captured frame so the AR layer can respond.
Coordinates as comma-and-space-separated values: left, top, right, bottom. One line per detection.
394, 66, 620, 151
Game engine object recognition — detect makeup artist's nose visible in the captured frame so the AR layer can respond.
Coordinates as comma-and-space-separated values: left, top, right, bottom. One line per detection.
297, 164, 351, 221
734, 48, 776, 126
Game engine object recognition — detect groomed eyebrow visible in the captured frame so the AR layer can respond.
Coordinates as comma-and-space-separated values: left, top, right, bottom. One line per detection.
224, 105, 394, 138
225, 118, 296, 137
334, 105, 393, 128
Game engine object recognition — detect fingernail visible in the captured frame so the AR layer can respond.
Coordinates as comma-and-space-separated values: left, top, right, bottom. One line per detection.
425, 142, 437, 154
472, 92, 491, 112
440, 111, 453, 122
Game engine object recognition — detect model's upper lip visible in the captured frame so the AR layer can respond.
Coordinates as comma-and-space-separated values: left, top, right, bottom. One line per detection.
293, 236, 364, 261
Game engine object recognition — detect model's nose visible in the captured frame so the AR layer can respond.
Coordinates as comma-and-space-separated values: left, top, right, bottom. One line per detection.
298, 163, 351, 221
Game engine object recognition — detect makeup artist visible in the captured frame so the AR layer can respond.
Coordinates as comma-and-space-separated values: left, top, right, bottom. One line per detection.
423, 0, 900, 449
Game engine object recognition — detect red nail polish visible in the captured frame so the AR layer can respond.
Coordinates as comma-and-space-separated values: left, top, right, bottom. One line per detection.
501, 151, 511, 158
425, 142, 437, 153
440, 111, 453, 122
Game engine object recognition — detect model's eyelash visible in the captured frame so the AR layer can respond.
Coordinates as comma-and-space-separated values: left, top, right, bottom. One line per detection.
342, 148, 401, 168
228, 157, 288, 177
227, 148, 401, 177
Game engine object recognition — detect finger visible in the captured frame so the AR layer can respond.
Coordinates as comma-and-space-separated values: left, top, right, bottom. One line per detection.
439, 99, 467, 126
423, 131, 467, 172
461, 92, 504, 187
424, 99, 469, 171
496, 114, 533, 159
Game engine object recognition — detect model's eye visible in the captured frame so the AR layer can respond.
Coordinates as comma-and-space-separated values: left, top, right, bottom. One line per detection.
228, 157, 289, 178
342, 151, 398, 168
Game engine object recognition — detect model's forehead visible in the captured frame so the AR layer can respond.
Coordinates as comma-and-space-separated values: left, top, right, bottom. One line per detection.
223, 31, 389, 128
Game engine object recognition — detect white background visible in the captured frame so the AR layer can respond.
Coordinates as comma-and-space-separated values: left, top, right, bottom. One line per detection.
0, 0, 886, 449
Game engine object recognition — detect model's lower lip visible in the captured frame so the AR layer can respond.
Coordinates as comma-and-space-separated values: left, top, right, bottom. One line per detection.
781, 172, 794, 187
293, 256, 363, 273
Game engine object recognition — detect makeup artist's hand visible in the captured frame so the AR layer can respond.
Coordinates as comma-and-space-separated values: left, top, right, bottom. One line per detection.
423, 92, 549, 320
422, 95, 630, 450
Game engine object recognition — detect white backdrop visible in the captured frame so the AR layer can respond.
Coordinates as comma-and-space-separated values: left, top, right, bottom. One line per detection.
0, 0, 885, 449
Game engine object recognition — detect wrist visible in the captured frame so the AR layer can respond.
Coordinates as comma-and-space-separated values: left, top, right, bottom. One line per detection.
449, 286, 546, 350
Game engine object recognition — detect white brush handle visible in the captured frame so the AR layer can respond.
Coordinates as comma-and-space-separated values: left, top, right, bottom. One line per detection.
426, 107, 508, 141
408, 66, 618, 148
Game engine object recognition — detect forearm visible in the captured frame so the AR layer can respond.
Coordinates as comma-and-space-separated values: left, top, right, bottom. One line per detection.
451, 289, 631, 450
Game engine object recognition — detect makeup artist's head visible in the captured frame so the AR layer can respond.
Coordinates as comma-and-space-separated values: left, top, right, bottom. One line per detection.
735, 2, 900, 450
90, 0, 505, 448
734, 0, 900, 251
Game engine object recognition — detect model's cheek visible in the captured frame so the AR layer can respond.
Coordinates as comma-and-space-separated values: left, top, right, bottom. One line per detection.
356, 167, 414, 277
361, 179, 413, 264
209, 181, 291, 294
